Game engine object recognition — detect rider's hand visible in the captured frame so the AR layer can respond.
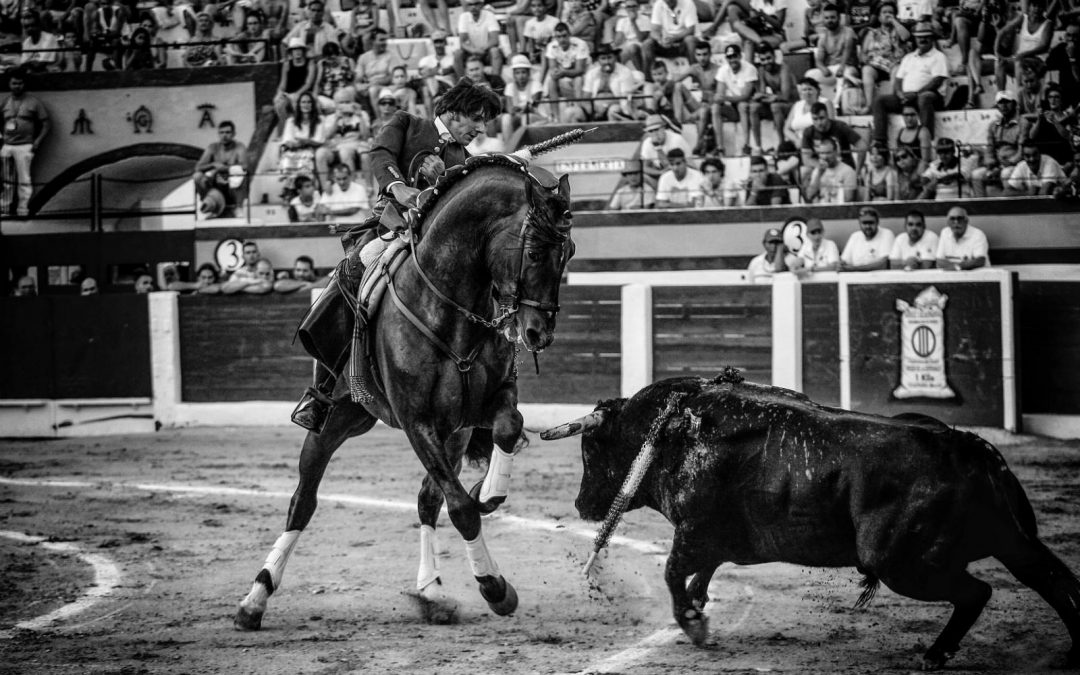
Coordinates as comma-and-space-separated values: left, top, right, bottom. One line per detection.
419, 155, 446, 184
390, 182, 422, 205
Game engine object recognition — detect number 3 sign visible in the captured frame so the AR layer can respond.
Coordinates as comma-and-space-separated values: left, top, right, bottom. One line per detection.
215, 239, 245, 273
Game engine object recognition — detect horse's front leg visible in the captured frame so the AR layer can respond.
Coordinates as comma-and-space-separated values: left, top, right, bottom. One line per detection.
413, 446, 465, 623
473, 387, 525, 513
406, 424, 518, 617
235, 398, 376, 630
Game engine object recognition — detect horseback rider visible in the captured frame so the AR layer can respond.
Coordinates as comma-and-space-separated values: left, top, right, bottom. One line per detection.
291, 79, 503, 432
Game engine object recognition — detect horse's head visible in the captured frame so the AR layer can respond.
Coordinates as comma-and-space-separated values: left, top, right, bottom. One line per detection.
494, 172, 575, 352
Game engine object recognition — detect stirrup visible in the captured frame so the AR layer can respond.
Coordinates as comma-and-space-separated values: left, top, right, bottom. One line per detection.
290, 387, 334, 433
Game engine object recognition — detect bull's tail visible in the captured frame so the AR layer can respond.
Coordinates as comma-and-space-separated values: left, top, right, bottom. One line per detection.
854, 573, 880, 609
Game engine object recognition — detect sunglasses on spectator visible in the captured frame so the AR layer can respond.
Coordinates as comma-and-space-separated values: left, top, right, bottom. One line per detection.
859, 219, 876, 225
808, 228, 823, 234
948, 216, 966, 222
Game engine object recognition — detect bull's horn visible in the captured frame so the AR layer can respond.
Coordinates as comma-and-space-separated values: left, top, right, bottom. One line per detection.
540, 411, 607, 441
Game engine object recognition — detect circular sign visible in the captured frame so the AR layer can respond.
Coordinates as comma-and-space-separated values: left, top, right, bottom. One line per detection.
781, 217, 808, 254
214, 239, 245, 274
911, 325, 936, 358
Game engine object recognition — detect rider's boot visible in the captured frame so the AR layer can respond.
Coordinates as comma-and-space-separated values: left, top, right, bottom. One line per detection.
291, 365, 337, 433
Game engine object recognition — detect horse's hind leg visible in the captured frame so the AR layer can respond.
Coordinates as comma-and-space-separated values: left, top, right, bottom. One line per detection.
877, 567, 992, 670
997, 538, 1080, 666
235, 400, 376, 630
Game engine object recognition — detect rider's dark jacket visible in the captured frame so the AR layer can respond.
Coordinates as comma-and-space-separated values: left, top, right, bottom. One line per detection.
370, 111, 469, 195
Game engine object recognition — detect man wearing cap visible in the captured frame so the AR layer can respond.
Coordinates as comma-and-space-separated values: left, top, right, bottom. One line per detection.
840, 206, 894, 271
608, 159, 656, 209
793, 218, 840, 272
871, 20, 948, 147
713, 43, 758, 155
503, 53, 547, 142
639, 113, 692, 179
889, 208, 938, 270
655, 147, 705, 208
936, 206, 989, 270
919, 137, 970, 200
454, 0, 504, 79
291, 79, 502, 431
282, 0, 340, 57
970, 89, 1023, 197
583, 44, 640, 120
748, 228, 788, 282
643, 0, 699, 79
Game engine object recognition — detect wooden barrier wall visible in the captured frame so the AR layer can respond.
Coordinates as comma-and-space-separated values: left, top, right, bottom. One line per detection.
1018, 282, 1080, 416
801, 282, 841, 407
652, 285, 773, 385
0, 296, 151, 399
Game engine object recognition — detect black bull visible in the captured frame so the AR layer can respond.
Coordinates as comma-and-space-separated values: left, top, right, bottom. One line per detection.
543, 374, 1080, 670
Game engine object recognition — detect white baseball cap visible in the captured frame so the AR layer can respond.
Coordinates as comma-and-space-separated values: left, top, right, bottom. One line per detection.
510, 54, 532, 70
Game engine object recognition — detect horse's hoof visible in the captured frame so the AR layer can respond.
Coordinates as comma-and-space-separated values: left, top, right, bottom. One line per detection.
920, 648, 953, 671
469, 480, 504, 515
678, 609, 709, 647
414, 579, 460, 625
479, 576, 518, 616
234, 603, 264, 631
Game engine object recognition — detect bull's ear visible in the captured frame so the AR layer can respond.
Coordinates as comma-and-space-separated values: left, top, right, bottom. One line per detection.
558, 174, 571, 201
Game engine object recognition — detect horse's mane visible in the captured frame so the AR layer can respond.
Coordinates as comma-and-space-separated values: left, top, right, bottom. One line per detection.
415, 154, 570, 245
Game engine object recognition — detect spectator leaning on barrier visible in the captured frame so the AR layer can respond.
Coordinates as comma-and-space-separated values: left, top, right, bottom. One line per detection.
1, 68, 51, 218
608, 159, 656, 209
1005, 139, 1066, 196
655, 148, 705, 208
744, 154, 791, 205
134, 272, 156, 294
223, 258, 275, 294
230, 241, 262, 282
274, 255, 330, 293
805, 135, 857, 204
793, 217, 840, 272
937, 207, 990, 270
870, 21, 947, 149
889, 208, 938, 270
12, 274, 37, 297
747, 227, 787, 283
80, 277, 99, 295
840, 205, 894, 271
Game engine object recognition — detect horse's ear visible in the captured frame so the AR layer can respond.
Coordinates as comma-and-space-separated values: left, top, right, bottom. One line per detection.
558, 174, 571, 201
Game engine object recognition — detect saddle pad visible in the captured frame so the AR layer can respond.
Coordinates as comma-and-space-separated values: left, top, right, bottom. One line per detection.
359, 237, 411, 317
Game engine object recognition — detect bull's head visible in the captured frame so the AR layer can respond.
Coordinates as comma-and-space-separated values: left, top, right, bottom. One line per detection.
541, 397, 630, 522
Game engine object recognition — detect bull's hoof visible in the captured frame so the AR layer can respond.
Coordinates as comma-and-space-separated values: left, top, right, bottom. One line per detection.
920, 648, 953, 671
678, 609, 710, 647
469, 480, 504, 515
234, 602, 264, 631
479, 576, 518, 616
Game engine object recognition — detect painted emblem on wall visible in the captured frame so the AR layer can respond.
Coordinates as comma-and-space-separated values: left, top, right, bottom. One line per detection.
127, 106, 153, 133
197, 103, 217, 129
893, 286, 956, 399
71, 109, 93, 135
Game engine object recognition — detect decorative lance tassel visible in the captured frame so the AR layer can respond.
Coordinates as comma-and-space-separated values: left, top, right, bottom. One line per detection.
513, 127, 596, 162
582, 391, 685, 576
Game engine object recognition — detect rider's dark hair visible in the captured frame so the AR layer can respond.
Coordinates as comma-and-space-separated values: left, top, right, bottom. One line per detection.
435, 78, 502, 121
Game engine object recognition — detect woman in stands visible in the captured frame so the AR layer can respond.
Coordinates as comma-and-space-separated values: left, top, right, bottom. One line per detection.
314, 40, 357, 112
280, 91, 327, 194
1028, 84, 1078, 165
124, 23, 159, 69
894, 147, 924, 200
782, 77, 833, 144
854, 1, 909, 115
184, 11, 221, 67
859, 143, 899, 201
993, 0, 1055, 94
274, 37, 317, 136
895, 101, 932, 174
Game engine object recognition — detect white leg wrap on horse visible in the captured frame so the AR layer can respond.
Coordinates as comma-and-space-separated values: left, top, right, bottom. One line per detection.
464, 534, 500, 578
416, 525, 440, 591
478, 447, 515, 503
263, 530, 301, 591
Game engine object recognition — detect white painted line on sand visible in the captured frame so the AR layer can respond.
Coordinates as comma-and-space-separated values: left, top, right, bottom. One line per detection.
0, 530, 123, 639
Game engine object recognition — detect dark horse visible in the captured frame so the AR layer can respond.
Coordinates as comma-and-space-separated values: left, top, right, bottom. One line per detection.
235, 156, 574, 629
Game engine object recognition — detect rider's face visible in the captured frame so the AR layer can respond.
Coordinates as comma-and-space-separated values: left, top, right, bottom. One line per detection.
447, 110, 487, 145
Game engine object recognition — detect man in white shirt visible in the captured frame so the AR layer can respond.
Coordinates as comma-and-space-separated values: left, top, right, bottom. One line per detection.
889, 209, 939, 270
542, 22, 591, 104
655, 148, 704, 207
319, 163, 370, 226
643, 0, 698, 79
583, 45, 641, 120
639, 113, 692, 179
608, 159, 656, 209
713, 44, 758, 155
19, 11, 61, 73
841, 206, 895, 271
281, 0, 341, 58
748, 227, 787, 282
454, 0, 505, 79
792, 217, 841, 272
523, 0, 559, 61
870, 21, 948, 147
1005, 141, 1066, 196
936, 206, 990, 270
